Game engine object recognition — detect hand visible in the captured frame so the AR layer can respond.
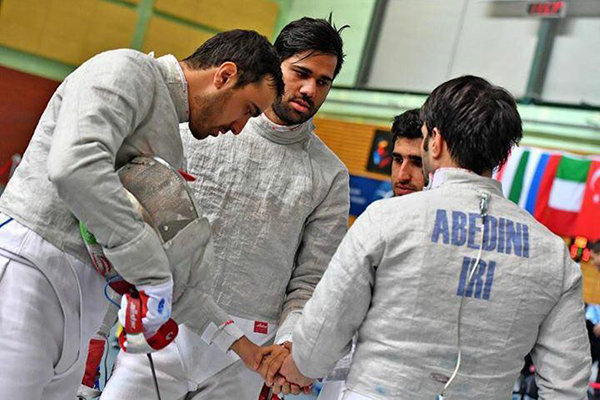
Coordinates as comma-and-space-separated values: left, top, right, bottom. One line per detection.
230, 336, 269, 371
271, 374, 311, 396
256, 342, 308, 395
257, 343, 290, 386
118, 280, 173, 337
117, 280, 178, 353
278, 353, 313, 389
268, 343, 313, 395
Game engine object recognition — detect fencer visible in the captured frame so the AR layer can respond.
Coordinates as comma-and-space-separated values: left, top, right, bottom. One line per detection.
100, 16, 351, 400
316, 108, 426, 400
269, 76, 591, 400
0, 30, 282, 400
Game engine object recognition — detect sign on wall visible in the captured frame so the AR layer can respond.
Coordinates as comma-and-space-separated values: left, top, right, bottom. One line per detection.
366, 130, 393, 175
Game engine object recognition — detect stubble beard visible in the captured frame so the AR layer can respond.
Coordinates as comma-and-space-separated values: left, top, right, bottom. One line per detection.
189, 91, 230, 139
271, 97, 316, 126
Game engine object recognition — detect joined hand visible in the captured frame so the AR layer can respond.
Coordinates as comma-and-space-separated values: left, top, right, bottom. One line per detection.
257, 342, 313, 395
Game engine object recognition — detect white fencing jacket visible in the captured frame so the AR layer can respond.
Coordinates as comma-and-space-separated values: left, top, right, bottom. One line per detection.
181, 114, 350, 341
0, 50, 238, 343
292, 168, 590, 400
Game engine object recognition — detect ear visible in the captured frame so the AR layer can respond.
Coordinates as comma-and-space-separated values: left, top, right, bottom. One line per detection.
430, 127, 444, 159
213, 61, 238, 89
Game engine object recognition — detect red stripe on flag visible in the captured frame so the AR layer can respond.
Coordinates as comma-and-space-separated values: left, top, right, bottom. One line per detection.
495, 160, 507, 182
575, 160, 600, 240
533, 154, 561, 222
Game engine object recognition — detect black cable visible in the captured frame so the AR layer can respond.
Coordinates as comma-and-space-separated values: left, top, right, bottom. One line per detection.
147, 353, 162, 400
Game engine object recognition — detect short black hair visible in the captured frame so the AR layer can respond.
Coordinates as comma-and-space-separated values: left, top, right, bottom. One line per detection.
183, 29, 284, 97
274, 15, 349, 78
420, 75, 522, 174
392, 109, 422, 143
590, 241, 600, 254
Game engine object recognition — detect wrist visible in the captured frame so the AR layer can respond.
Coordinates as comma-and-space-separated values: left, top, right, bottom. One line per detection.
230, 336, 252, 359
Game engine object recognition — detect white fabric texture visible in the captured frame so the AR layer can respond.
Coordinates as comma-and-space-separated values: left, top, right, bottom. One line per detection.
292, 169, 590, 400
0, 216, 106, 400
341, 391, 375, 400
180, 114, 349, 338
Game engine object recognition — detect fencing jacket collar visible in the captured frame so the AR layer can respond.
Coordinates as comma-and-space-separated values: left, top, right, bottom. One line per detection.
426, 167, 503, 195
252, 113, 314, 145
156, 54, 190, 123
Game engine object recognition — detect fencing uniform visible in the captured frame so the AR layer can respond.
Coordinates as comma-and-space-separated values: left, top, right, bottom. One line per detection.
292, 168, 591, 400
101, 114, 350, 400
0, 49, 235, 400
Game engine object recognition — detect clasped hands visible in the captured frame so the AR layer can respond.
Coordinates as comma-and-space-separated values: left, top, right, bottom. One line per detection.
232, 337, 313, 395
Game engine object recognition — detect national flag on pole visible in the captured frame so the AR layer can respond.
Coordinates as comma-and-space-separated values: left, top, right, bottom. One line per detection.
496, 146, 600, 240
496, 147, 554, 214
575, 160, 600, 239
535, 155, 591, 237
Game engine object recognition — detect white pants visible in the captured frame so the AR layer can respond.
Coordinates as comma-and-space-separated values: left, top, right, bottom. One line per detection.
318, 382, 375, 400
341, 391, 375, 400
101, 318, 277, 400
0, 215, 106, 400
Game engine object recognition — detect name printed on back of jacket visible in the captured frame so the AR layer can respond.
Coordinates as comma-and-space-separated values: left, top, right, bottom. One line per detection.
431, 209, 530, 301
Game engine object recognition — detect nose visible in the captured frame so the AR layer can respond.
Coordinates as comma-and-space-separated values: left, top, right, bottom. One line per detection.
299, 79, 316, 99
397, 161, 412, 182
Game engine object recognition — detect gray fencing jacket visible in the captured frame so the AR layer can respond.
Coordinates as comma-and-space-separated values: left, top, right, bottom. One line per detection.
181, 114, 350, 341
0, 49, 237, 342
292, 168, 590, 400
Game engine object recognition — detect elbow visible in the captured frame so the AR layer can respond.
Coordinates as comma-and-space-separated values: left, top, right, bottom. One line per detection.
47, 157, 74, 191
47, 153, 84, 196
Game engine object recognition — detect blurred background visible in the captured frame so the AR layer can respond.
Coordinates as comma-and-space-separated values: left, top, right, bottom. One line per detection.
0, 1, 599, 398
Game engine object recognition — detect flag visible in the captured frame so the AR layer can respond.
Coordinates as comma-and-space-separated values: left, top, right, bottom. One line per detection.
497, 146, 600, 240
576, 160, 600, 240
535, 155, 593, 238
497, 147, 549, 213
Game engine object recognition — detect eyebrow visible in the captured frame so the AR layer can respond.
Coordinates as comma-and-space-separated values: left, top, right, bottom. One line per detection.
392, 152, 422, 162
293, 65, 333, 83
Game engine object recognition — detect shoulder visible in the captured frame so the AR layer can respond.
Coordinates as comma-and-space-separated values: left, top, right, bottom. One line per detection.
86, 49, 155, 68
76, 49, 158, 83
308, 131, 348, 177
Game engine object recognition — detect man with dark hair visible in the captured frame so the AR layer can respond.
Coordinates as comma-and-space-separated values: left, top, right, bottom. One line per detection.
265, 76, 590, 399
391, 109, 426, 197
0, 29, 282, 400
315, 109, 426, 400
99, 16, 350, 400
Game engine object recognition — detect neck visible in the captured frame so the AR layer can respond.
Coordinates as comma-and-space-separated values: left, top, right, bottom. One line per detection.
263, 107, 288, 126
180, 62, 214, 97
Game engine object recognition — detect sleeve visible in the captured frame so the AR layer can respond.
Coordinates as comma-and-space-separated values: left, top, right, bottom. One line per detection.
274, 168, 350, 343
291, 205, 384, 378
530, 247, 591, 400
46, 55, 171, 287
172, 239, 244, 352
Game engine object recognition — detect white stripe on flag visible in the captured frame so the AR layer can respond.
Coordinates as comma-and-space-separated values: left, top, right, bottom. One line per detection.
548, 178, 585, 212
499, 146, 524, 198
518, 148, 542, 209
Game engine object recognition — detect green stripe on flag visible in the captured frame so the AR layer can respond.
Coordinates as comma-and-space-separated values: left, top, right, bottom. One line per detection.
556, 156, 591, 183
509, 150, 530, 203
